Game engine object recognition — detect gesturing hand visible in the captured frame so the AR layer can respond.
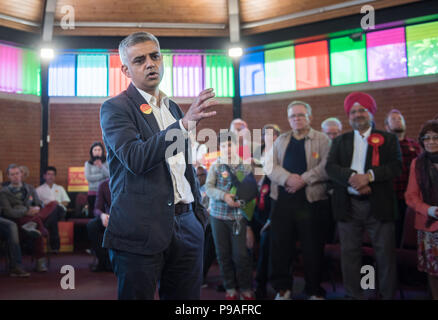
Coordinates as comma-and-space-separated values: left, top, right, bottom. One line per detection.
181, 88, 219, 130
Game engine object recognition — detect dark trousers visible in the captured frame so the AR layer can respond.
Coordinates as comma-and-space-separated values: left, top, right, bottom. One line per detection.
337, 198, 397, 300
0, 217, 23, 268
87, 217, 110, 268
269, 189, 330, 296
255, 228, 271, 291
210, 215, 253, 291
87, 195, 96, 218
203, 223, 216, 280
395, 198, 407, 248
109, 210, 204, 300
16, 202, 63, 256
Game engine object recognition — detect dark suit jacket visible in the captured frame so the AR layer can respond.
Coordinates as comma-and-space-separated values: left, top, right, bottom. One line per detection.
325, 129, 402, 222
100, 83, 207, 255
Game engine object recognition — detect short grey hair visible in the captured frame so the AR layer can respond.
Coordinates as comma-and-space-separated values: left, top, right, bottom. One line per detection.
287, 100, 312, 116
6, 163, 20, 175
118, 32, 160, 65
321, 117, 343, 131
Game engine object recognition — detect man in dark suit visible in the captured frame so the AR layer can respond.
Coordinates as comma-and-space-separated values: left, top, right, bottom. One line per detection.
326, 92, 402, 299
100, 32, 218, 300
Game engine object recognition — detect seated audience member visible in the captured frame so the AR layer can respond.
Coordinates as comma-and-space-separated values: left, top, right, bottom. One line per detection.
405, 120, 438, 299
87, 178, 112, 272
0, 210, 32, 277
36, 166, 70, 219
206, 133, 255, 300
85, 142, 110, 218
0, 164, 64, 271
321, 117, 343, 140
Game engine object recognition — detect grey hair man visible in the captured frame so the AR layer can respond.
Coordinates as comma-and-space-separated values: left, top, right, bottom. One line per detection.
321, 117, 343, 140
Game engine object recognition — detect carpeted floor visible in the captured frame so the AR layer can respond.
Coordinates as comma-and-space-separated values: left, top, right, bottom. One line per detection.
0, 252, 431, 300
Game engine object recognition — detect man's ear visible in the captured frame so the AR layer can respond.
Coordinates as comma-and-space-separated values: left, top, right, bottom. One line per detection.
121, 65, 131, 79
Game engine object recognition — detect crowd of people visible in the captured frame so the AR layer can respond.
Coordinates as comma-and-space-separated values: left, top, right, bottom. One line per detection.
0, 90, 437, 300
194, 92, 438, 300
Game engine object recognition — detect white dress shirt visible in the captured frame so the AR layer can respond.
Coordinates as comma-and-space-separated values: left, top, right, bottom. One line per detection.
36, 183, 70, 209
136, 86, 194, 204
348, 127, 372, 195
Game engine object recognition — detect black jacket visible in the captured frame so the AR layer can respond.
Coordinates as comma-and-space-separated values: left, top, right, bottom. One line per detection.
100, 83, 207, 255
325, 129, 402, 222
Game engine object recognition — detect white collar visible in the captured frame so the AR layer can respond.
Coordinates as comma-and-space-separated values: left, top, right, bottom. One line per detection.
354, 126, 372, 139
135, 86, 169, 109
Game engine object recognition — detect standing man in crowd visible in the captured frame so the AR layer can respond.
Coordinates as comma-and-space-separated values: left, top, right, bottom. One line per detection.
100, 32, 218, 300
321, 117, 343, 140
267, 101, 331, 300
384, 109, 421, 246
326, 92, 402, 299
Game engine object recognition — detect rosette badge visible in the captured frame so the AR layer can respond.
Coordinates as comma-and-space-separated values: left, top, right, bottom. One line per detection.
368, 133, 384, 166
140, 103, 152, 115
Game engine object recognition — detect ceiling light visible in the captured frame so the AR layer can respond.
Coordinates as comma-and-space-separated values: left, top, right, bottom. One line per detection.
228, 47, 243, 57
40, 48, 54, 60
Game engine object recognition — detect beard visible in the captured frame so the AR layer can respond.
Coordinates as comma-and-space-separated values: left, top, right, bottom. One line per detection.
391, 127, 405, 134
350, 117, 371, 131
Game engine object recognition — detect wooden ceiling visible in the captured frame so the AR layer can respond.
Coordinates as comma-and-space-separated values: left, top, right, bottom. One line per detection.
0, 0, 421, 37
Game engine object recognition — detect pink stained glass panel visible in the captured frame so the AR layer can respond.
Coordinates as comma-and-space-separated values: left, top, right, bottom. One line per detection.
0, 44, 22, 93
173, 55, 204, 97
367, 27, 407, 81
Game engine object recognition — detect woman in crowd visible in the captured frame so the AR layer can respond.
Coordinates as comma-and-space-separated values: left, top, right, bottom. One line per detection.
405, 120, 438, 299
84, 142, 109, 218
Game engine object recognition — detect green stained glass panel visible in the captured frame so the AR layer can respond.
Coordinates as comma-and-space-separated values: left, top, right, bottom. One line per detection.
406, 21, 438, 76
264, 46, 295, 93
330, 36, 367, 86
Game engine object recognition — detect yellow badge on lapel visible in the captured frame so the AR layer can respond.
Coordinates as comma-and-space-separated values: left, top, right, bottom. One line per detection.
312, 152, 319, 159
140, 104, 152, 115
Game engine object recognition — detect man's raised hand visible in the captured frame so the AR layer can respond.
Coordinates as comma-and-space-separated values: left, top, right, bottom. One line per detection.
181, 88, 219, 130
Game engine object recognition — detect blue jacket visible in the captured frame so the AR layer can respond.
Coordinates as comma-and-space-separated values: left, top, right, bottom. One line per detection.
100, 83, 207, 255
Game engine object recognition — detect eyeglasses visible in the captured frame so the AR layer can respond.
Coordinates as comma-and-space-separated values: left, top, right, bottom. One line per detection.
350, 108, 368, 116
421, 135, 438, 143
288, 113, 307, 119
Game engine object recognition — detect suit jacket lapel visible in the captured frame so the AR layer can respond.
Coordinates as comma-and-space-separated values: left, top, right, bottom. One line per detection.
365, 129, 375, 170
126, 83, 160, 134
168, 100, 182, 120
345, 131, 355, 165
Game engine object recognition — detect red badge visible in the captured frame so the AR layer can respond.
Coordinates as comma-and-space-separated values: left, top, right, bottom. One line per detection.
312, 152, 319, 159
368, 133, 385, 167
140, 104, 152, 114
258, 184, 270, 211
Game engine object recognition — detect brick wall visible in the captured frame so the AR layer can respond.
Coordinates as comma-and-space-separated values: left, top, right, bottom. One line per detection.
47, 101, 234, 188
242, 82, 438, 140
1, 80, 437, 188
0, 97, 41, 187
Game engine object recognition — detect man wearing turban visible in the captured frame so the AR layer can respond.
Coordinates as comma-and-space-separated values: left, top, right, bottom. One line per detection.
326, 92, 402, 299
